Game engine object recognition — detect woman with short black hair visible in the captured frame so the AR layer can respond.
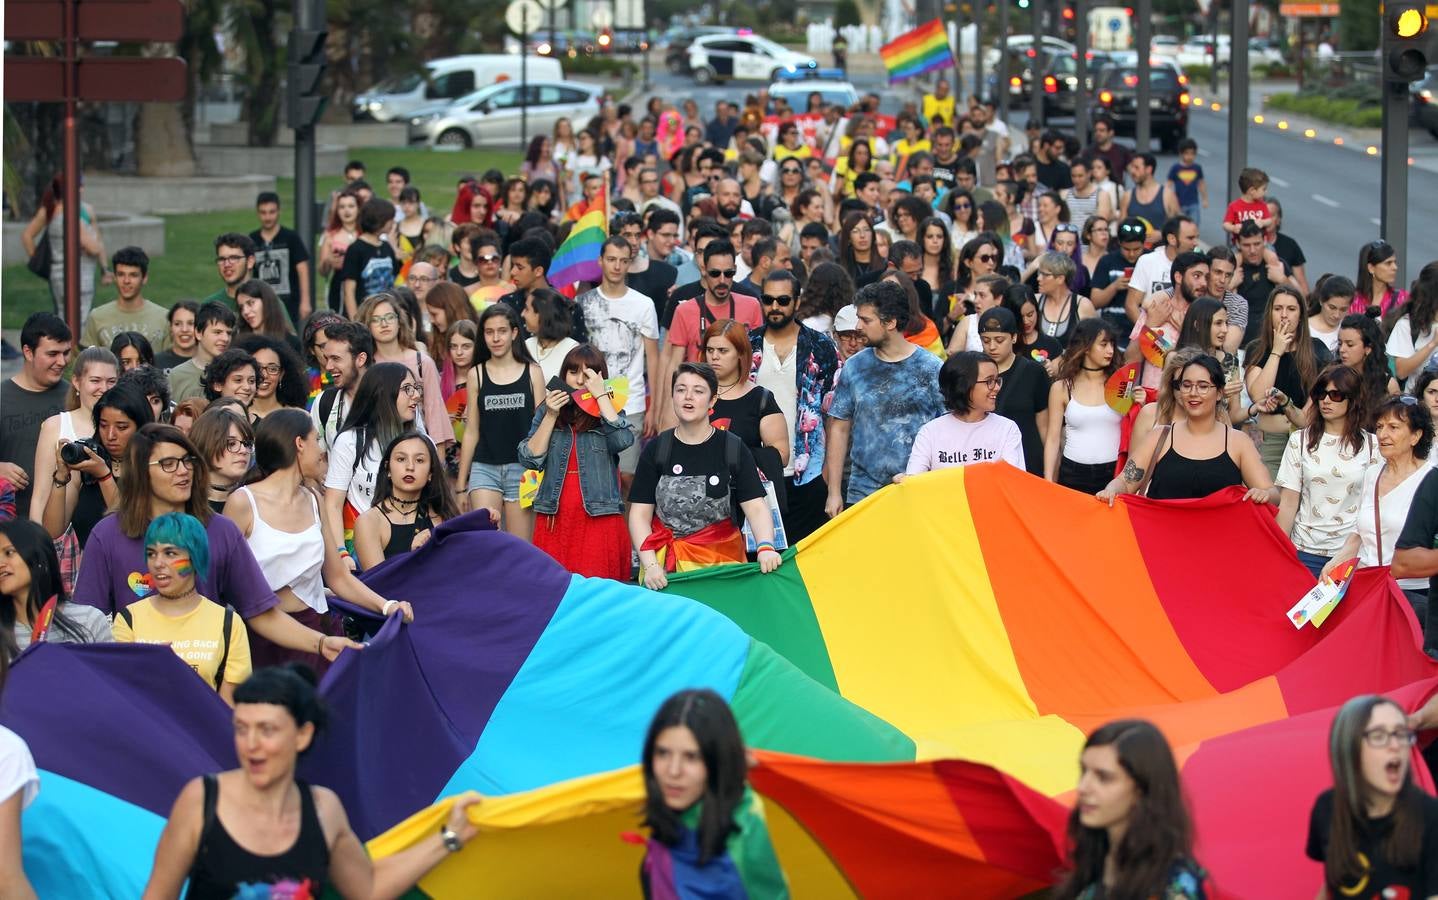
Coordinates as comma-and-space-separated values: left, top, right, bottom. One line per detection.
905, 350, 1024, 475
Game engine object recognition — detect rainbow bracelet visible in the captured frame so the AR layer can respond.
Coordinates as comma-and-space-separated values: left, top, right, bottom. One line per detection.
755, 542, 777, 554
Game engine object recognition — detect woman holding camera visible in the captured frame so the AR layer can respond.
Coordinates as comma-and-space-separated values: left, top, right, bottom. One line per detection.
41, 382, 155, 549
28, 346, 118, 522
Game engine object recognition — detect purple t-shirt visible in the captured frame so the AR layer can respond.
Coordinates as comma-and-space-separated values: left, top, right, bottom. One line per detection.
71, 513, 279, 619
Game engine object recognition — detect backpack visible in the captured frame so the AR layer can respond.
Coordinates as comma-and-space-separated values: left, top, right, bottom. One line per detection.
119, 604, 235, 690
654, 428, 744, 526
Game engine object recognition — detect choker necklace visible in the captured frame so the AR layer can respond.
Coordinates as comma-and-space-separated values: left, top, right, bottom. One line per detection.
717, 379, 742, 397
1081, 364, 1107, 371
386, 496, 419, 509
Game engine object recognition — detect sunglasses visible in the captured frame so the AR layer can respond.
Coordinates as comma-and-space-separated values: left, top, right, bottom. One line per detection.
761, 294, 794, 306
706, 268, 737, 280
976, 253, 998, 263
781, 167, 803, 174
477, 253, 501, 263
1321, 389, 1349, 402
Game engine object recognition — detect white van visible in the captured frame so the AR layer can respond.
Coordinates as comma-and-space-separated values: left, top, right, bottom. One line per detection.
353, 54, 565, 122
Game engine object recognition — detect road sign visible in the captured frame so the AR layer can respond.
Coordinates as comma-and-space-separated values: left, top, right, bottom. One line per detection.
591, 4, 613, 29
5, 0, 184, 41
4, 56, 186, 102
506, 0, 544, 34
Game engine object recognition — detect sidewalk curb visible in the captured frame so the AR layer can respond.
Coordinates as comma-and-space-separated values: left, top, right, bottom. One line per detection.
1184, 86, 1437, 176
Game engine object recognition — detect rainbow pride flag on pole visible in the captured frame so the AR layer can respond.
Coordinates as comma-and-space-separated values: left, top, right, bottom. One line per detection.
548, 182, 607, 292
880, 19, 954, 84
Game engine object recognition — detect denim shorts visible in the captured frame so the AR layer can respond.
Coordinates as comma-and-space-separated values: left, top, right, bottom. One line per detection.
468, 462, 524, 503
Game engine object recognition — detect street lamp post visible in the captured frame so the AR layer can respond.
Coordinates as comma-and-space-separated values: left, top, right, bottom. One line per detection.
1134, 0, 1151, 151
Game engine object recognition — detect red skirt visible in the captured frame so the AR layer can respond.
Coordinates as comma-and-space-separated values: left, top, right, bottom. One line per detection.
534, 444, 632, 581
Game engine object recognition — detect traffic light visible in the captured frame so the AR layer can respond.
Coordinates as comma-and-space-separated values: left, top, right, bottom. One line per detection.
1383, 0, 1429, 83
286, 27, 328, 129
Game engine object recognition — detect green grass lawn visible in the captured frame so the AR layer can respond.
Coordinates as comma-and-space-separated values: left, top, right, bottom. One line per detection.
3, 146, 521, 329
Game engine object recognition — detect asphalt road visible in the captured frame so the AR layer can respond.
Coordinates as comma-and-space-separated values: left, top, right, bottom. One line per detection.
643, 62, 1438, 282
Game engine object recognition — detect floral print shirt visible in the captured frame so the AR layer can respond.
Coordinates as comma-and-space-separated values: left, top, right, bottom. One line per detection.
748, 324, 841, 487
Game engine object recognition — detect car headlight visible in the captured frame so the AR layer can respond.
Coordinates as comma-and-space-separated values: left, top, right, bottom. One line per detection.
410, 114, 437, 126
367, 101, 382, 112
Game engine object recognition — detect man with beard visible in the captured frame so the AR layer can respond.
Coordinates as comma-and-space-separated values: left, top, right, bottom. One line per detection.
748, 269, 841, 543
1235, 220, 1294, 346
1124, 214, 1199, 323
657, 239, 763, 425
712, 177, 753, 226
577, 237, 661, 479
1125, 251, 1210, 391
310, 320, 374, 451
205, 233, 256, 307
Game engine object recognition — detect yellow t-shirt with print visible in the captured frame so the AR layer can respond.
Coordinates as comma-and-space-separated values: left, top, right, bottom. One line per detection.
773, 144, 813, 162
891, 137, 931, 165
113, 597, 252, 690
923, 94, 956, 126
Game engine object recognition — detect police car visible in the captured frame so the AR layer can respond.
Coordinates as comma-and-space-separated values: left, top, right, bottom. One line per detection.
688, 33, 818, 84
768, 68, 859, 109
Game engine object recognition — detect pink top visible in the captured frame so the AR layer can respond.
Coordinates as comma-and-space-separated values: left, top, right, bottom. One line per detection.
667, 295, 764, 363
1350, 288, 1408, 317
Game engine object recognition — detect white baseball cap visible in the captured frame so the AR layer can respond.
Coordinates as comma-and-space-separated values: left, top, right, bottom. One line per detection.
833, 304, 860, 332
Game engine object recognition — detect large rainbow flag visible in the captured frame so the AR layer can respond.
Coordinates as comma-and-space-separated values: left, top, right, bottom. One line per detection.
880, 19, 954, 84
5, 465, 1437, 897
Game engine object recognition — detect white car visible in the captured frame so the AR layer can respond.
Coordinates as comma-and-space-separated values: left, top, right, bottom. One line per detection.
1175, 35, 1285, 68
407, 80, 604, 148
688, 33, 818, 84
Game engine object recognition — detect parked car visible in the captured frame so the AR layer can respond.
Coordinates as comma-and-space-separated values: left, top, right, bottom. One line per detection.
1413, 67, 1438, 139
688, 33, 818, 84
354, 54, 564, 122
664, 26, 740, 74
1175, 35, 1284, 69
1091, 61, 1190, 151
406, 79, 604, 148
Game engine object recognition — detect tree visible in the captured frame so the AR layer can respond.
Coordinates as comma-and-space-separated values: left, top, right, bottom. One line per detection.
1337, 0, 1378, 50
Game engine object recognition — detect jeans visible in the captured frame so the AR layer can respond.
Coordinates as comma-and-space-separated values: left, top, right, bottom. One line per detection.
1295, 548, 1330, 581
1181, 203, 1202, 227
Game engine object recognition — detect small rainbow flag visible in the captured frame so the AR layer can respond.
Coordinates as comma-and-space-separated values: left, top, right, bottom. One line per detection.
880, 19, 954, 84
548, 194, 607, 293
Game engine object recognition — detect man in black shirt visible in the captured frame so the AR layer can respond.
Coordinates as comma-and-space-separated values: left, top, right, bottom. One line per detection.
1033, 130, 1073, 192
0, 314, 74, 514
1266, 198, 1309, 296
616, 211, 676, 319
1235, 220, 1294, 346
1392, 468, 1438, 654
250, 191, 312, 325
1089, 217, 1147, 319
929, 126, 961, 193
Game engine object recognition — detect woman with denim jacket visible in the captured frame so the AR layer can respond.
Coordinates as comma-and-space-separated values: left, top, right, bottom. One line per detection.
518, 345, 635, 580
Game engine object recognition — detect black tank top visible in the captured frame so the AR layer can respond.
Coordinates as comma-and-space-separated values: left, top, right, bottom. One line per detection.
382, 507, 434, 559
72, 479, 106, 547
185, 775, 329, 900
1145, 425, 1245, 500
475, 362, 534, 465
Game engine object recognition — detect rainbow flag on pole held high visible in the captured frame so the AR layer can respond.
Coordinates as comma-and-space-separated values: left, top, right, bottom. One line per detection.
7, 466, 1438, 897
880, 19, 954, 84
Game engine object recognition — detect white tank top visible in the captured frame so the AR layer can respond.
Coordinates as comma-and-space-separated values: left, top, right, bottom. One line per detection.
1063, 395, 1123, 465
59, 410, 81, 441
236, 486, 327, 614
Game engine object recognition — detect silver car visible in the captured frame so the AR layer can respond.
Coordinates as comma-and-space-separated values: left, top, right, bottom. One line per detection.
407, 80, 604, 148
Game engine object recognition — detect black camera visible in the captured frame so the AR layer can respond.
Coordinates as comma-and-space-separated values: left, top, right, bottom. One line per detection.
60, 437, 107, 468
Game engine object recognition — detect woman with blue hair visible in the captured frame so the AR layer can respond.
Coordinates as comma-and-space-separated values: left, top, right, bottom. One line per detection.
112, 512, 251, 705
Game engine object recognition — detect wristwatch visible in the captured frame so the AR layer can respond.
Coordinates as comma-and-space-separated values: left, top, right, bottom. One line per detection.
440, 823, 463, 853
